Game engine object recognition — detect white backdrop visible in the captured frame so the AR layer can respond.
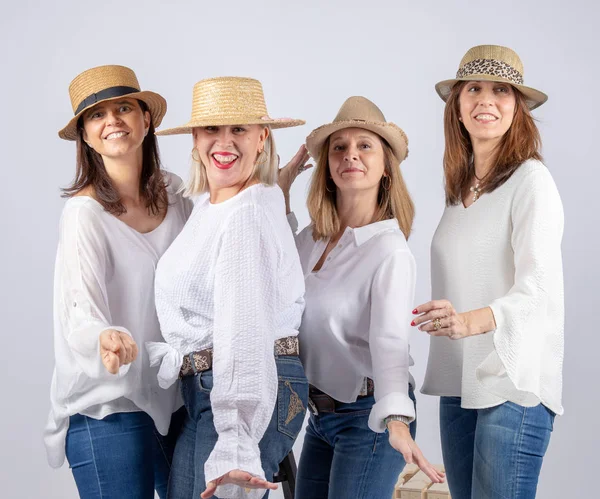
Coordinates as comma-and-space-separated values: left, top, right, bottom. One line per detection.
1, 1, 598, 497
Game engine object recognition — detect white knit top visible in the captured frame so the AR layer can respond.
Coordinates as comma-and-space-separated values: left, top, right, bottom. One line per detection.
44, 172, 193, 468
148, 184, 305, 498
421, 160, 564, 415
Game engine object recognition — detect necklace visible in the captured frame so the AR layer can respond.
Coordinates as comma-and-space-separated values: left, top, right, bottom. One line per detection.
469, 167, 491, 203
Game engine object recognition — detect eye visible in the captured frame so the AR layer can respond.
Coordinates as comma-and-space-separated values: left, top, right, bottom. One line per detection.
89, 111, 103, 119
232, 126, 246, 134
204, 126, 218, 133
359, 142, 371, 150
332, 144, 345, 151
467, 85, 480, 92
118, 104, 132, 112
495, 86, 510, 93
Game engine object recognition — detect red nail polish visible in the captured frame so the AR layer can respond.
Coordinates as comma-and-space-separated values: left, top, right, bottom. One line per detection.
412, 308, 418, 314
410, 320, 415, 326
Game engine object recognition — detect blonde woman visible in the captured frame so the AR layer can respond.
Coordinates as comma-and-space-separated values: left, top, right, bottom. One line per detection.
280, 97, 444, 498
45, 65, 192, 498
414, 45, 564, 498
147, 77, 308, 499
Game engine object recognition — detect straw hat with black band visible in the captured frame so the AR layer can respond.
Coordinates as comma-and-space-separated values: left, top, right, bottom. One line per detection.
305, 96, 408, 163
58, 65, 167, 141
156, 76, 304, 136
435, 44, 548, 110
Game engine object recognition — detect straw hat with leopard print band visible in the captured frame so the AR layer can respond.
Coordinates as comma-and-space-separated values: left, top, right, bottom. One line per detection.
435, 45, 548, 110
305, 96, 408, 163
156, 76, 304, 135
58, 65, 167, 141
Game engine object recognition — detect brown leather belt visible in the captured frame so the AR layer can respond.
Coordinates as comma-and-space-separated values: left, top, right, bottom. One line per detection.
308, 378, 374, 415
179, 335, 299, 378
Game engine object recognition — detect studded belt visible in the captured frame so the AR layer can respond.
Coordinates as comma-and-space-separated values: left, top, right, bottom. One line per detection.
179, 335, 300, 378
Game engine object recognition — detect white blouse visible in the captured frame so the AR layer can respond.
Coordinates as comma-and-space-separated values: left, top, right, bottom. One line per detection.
291, 217, 416, 432
421, 160, 565, 415
44, 172, 193, 468
148, 184, 305, 497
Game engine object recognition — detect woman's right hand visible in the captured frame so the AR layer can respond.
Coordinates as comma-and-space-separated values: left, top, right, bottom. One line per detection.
387, 421, 446, 484
277, 145, 312, 212
99, 329, 138, 374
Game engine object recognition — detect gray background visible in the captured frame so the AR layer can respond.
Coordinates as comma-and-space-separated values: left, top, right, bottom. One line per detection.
1, 0, 598, 497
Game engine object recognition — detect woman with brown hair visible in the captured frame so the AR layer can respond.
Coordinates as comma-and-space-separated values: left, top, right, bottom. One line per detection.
44, 65, 192, 498
412, 45, 564, 498
280, 96, 444, 498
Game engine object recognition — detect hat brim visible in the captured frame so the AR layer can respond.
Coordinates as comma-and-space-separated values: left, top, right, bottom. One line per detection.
435, 75, 548, 110
156, 117, 305, 136
58, 90, 167, 141
306, 121, 408, 163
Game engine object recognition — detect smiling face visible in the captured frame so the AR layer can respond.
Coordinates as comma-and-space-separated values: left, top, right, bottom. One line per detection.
458, 80, 516, 148
192, 124, 269, 199
328, 128, 386, 196
81, 99, 150, 160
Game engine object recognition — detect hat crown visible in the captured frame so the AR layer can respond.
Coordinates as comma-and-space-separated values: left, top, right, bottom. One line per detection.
333, 96, 387, 124
189, 77, 270, 124
68, 65, 141, 114
459, 45, 524, 75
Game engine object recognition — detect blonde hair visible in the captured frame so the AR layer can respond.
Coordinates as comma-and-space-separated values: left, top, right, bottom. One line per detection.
182, 125, 278, 197
307, 135, 415, 240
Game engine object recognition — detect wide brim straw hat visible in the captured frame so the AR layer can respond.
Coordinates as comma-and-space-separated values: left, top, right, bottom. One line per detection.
156, 77, 304, 135
435, 45, 548, 110
306, 96, 408, 163
58, 65, 167, 141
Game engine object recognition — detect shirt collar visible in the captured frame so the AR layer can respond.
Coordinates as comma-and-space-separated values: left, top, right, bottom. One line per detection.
350, 219, 401, 246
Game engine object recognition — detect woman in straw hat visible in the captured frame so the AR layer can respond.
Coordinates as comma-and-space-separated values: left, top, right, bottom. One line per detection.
45, 65, 193, 498
412, 45, 564, 498
279, 96, 445, 498
146, 76, 308, 499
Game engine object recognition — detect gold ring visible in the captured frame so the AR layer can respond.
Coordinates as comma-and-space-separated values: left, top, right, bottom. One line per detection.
433, 318, 442, 331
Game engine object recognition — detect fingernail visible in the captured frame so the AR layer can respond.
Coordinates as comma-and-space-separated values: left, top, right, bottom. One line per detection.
410, 320, 415, 326
412, 308, 418, 314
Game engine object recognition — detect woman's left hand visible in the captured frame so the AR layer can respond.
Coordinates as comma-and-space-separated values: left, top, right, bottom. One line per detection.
201, 469, 278, 498
277, 145, 312, 198
411, 299, 470, 340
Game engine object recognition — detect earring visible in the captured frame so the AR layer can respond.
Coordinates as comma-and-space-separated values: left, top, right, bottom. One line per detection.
191, 147, 201, 162
326, 176, 336, 193
458, 116, 463, 122
381, 176, 391, 191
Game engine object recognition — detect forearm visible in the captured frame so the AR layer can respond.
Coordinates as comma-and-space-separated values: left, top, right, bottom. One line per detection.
461, 306, 497, 337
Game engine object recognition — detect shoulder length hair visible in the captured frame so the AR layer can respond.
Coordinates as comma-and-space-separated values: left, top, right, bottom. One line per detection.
62, 99, 168, 216
443, 81, 542, 206
307, 136, 414, 241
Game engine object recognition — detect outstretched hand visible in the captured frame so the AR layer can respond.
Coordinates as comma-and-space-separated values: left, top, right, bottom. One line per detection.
201, 469, 278, 498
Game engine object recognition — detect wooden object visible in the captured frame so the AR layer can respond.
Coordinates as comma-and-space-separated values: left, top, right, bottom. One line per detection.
393, 464, 451, 499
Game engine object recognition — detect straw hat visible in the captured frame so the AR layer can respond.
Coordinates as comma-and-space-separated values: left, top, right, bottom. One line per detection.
435, 45, 547, 110
306, 96, 408, 162
59, 65, 167, 141
156, 77, 304, 135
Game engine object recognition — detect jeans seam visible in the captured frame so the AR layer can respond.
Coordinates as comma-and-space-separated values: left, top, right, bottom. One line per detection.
355, 433, 378, 497
512, 406, 528, 498
84, 416, 104, 498
153, 428, 172, 471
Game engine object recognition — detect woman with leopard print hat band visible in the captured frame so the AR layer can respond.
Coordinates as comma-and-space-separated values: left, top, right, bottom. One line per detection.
413, 45, 564, 498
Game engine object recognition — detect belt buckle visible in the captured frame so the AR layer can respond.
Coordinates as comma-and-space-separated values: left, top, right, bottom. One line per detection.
308, 397, 319, 416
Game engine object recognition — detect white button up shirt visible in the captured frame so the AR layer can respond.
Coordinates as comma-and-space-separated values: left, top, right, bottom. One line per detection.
292, 217, 416, 432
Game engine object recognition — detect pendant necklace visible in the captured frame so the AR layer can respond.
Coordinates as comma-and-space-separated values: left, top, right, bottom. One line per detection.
469, 166, 491, 203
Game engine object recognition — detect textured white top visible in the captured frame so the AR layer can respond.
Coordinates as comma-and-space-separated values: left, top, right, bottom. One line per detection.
291, 217, 416, 432
44, 172, 193, 468
421, 160, 564, 415
149, 184, 304, 498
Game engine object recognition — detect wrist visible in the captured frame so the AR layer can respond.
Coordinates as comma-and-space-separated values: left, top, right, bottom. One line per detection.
384, 414, 412, 431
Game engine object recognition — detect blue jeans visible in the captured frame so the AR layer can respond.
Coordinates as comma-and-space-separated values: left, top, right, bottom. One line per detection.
66, 408, 185, 499
296, 386, 417, 499
440, 397, 555, 499
168, 355, 308, 498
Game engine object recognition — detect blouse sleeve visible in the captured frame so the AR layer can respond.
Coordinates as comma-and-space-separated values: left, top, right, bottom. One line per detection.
477, 167, 564, 407
204, 203, 279, 494
55, 203, 132, 379
367, 248, 417, 432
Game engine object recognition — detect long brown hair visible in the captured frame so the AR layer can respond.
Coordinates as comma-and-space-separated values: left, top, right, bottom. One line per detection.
307, 135, 415, 240
443, 81, 542, 206
62, 100, 168, 216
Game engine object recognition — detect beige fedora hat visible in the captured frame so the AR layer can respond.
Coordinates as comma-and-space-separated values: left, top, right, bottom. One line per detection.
156, 77, 305, 135
59, 65, 167, 141
306, 96, 408, 162
435, 45, 548, 110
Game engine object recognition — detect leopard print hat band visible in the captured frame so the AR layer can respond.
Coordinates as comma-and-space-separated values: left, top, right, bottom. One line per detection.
435, 45, 548, 110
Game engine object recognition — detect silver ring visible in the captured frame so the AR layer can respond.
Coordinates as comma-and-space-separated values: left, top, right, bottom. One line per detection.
297, 164, 306, 173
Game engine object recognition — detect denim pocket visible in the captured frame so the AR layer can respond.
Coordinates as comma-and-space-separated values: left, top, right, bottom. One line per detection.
277, 375, 308, 439
197, 371, 213, 394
